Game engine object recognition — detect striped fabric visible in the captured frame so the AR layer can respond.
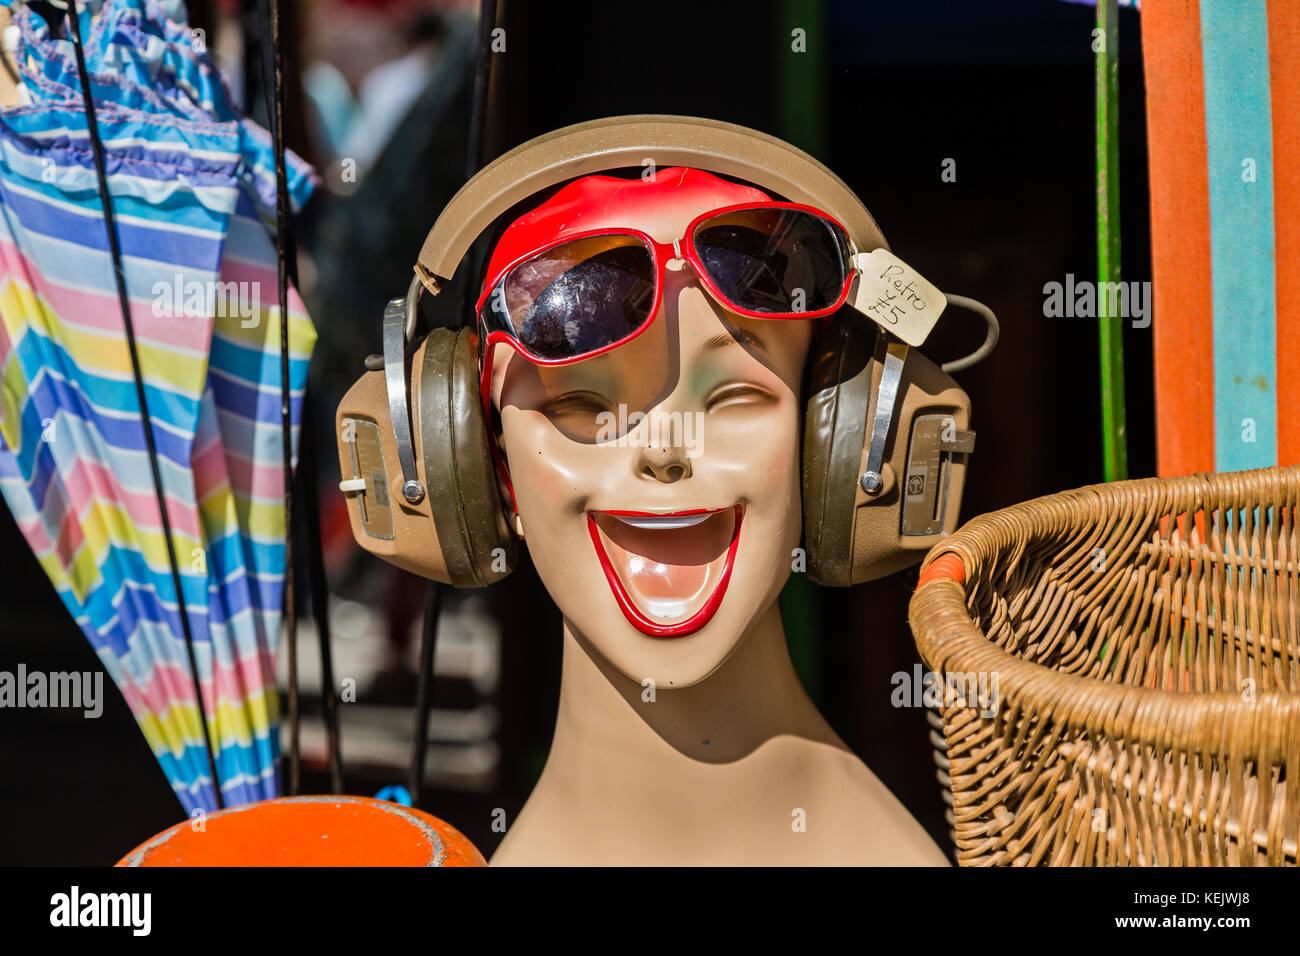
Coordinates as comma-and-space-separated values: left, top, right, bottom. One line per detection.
1143, 0, 1299, 474
0, 0, 316, 813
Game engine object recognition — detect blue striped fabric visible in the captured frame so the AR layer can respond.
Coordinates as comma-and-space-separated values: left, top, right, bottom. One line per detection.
0, 0, 317, 812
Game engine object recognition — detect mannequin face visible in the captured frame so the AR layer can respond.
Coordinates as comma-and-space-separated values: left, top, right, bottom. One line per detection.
490, 175, 812, 688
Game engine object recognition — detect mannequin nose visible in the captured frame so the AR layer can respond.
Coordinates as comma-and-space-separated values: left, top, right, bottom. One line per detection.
634, 418, 696, 481
636, 440, 693, 484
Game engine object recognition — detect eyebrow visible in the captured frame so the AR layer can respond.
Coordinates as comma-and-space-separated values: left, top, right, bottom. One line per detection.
702, 328, 770, 353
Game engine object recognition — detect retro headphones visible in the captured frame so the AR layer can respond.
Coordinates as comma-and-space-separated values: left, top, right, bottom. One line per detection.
335, 115, 996, 589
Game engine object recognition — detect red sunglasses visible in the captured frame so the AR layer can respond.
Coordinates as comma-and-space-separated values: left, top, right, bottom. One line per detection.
475, 199, 856, 398
476, 200, 856, 510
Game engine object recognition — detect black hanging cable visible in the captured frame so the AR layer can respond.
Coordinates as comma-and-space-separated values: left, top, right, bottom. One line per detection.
244, 0, 340, 796
299, 409, 343, 793
253, 0, 300, 794
245, 0, 344, 795
408, 0, 498, 808
64, 1, 224, 809
451, 0, 498, 330
408, 582, 442, 804
237, 0, 260, 116
465, 0, 496, 180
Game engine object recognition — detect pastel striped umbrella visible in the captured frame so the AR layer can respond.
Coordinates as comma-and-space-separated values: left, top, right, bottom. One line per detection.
0, 0, 315, 813
1143, 0, 1299, 474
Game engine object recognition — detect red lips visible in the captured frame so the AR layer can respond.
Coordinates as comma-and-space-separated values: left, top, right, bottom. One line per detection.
586, 506, 744, 638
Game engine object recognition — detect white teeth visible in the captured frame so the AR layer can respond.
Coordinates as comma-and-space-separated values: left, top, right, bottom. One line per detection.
641, 597, 691, 621
611, 513, 713, 530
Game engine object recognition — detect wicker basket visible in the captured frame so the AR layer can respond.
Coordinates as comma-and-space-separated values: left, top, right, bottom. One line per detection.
908, 465, 1300, 866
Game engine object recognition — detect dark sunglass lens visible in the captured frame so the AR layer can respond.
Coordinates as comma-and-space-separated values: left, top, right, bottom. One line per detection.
694, 209, 849, 314
497, 237, 655, 360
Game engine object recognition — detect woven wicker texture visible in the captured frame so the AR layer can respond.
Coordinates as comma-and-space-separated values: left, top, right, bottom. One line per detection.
909, 465, 1300, 866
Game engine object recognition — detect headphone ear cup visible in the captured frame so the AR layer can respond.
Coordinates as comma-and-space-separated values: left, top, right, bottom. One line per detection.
416, 326, 517, 587
802, 313, 973, 586
802, 313, 876, 587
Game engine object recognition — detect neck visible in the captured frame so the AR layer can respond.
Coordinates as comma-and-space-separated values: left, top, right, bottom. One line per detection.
548, 601, 844, 775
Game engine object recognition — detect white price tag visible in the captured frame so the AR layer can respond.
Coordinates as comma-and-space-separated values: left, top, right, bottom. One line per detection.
848, 249, 947, 347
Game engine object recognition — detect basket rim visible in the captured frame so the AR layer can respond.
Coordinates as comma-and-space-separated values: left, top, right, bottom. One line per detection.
919, 463, 1300, 578
908, 464, 1300, 762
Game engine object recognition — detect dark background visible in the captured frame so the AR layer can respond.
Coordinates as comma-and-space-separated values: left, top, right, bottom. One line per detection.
0, 0, 1152, 863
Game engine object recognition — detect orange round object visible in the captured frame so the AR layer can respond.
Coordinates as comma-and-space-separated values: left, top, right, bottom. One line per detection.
116, 796, 486, 867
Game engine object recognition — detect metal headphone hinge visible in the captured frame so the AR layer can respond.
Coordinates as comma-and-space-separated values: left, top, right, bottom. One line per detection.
860, 336, 908, 497
383, 290, 425, 505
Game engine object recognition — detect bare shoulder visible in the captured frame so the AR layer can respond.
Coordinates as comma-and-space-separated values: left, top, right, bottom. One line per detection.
771, 738, 951, 866
489, 738, 952, 866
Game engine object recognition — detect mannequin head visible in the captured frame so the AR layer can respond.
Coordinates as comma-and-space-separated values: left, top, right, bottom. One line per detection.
487, 168, 813, 687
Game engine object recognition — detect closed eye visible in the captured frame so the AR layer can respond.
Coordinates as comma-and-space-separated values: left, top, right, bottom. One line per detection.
543, 390, 611, 416
704, 383, 774, 412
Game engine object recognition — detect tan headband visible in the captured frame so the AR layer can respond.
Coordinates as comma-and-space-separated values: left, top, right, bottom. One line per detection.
413, 114, 890, 294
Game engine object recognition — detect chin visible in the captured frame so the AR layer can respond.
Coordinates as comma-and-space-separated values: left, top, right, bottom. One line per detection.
567, 599, 767, 689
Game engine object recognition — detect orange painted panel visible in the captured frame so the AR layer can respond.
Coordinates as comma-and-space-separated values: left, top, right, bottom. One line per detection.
1269, 2, 1300, 466
1144, 0, 1216, 476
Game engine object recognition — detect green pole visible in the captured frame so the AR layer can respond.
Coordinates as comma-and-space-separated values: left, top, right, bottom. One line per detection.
778, 0, 825, 158
777, 0, 824, 700
1096, 0, 1128, 481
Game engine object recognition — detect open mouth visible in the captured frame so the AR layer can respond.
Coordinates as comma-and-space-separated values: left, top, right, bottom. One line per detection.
587, 505, 743, 638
